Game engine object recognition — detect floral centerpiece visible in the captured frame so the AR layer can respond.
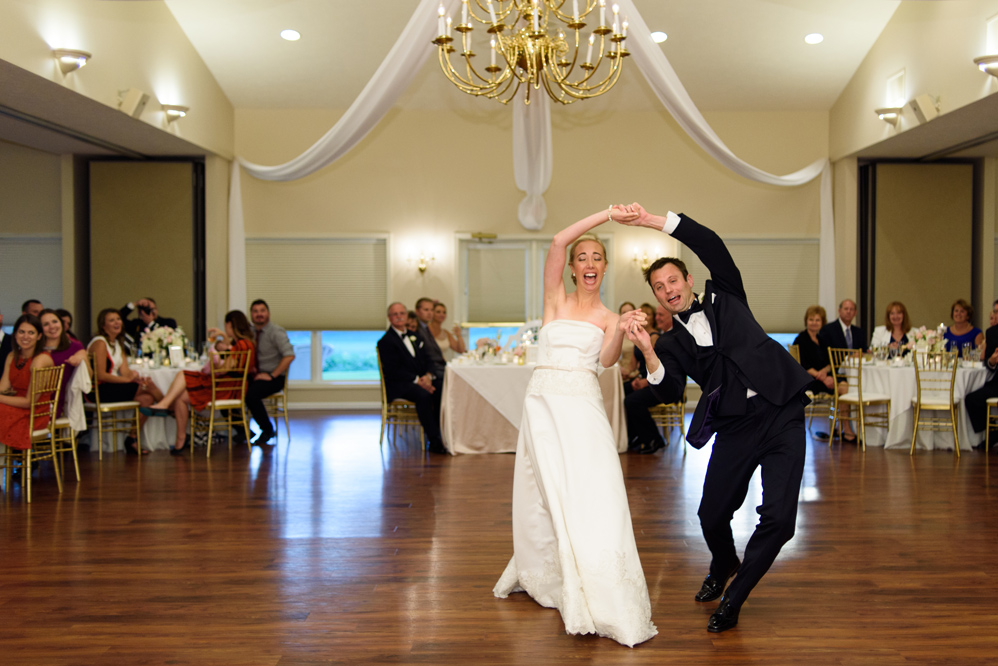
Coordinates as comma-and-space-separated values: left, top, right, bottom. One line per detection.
141, 326, 187, 356
906, 324, 946, 353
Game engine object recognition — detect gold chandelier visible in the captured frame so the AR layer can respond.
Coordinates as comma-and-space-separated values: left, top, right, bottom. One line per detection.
431, 0, 630, 105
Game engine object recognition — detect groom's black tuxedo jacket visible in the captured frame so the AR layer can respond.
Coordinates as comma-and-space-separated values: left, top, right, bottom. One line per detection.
377, 326, 431, 403
650, 215, 812, 448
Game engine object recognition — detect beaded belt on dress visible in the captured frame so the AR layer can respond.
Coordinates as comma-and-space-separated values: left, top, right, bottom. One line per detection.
533, 364, 598, 376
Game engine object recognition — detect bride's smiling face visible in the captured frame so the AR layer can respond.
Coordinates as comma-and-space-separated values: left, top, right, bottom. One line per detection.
570, 240, 607, 293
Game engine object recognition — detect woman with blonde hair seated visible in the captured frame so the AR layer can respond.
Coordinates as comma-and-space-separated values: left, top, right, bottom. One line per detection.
145, 310, 256, 455
0, 314, 55, 452
870, 301, 911, 355
429, 301, 466, 361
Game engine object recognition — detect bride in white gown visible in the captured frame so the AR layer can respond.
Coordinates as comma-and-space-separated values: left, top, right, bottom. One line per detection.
493, 206, 658, 647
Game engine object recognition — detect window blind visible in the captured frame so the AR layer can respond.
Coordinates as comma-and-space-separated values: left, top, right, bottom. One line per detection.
466, 245, 527, 322
680, 238, 819, 332
246, 238, 387, 330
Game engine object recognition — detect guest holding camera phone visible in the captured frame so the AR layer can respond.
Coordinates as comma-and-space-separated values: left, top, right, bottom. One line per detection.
119, 297, 177, 355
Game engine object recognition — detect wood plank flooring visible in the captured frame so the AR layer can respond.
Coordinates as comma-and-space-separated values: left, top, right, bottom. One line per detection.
2, 413, 997, 665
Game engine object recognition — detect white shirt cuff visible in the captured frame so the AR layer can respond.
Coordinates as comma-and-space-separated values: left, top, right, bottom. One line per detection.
646, 362, 665, 385
661, 211, 681, 234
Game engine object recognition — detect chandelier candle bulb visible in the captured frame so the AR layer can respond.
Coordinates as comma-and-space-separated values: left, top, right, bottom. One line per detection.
586, 33, 594, 63
487, 0, 497, 25
533, 3, 539, 32
438, 4, 445, 36
447, 15, 452, 37
491, 38, 496, 67
462, 0, 468, 25
622, 20, 628, 38
573, 0, 579, 22
600, 0, 606, 26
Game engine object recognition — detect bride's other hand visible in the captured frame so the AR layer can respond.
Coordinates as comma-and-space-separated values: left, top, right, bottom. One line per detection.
617, 309, 646, 334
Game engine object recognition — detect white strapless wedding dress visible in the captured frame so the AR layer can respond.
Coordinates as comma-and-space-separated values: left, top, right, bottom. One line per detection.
493, 320, 657, 647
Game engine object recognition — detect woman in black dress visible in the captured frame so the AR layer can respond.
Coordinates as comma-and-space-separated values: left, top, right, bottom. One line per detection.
793, 305, 855, 442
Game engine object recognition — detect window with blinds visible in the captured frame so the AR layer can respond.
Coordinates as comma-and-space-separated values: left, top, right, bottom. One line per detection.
680, 238, 819, 332
246, 238, 387, 330
465, 244, 529, 322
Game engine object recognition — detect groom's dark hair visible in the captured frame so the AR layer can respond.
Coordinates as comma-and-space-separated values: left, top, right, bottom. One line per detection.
644, 257, 689, 286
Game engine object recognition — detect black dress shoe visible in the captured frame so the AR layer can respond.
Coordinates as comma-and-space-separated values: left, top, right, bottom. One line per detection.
170, 436, 191, 456
707, 595, 740, 633
694, 560, 739, 602
427, 440, 448, 455
251, 430, 276, 446
637, 438, 666, 455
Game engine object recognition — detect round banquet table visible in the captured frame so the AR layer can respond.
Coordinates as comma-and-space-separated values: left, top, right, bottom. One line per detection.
854, 362, 988, 451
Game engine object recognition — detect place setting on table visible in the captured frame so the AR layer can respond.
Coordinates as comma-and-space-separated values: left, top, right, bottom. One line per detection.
439, 326, 627, 455
850, 326, 989, 451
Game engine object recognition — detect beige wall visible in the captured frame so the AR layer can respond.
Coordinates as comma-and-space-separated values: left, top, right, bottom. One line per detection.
236, 107, 828, 323
830, 0, 998, 161
0, 139, 61, 234
832, 157, 860, 310
204, 155, 230, 331
874, 163, 974, 328
90, 161, 196, 338
0, 0, 234, 158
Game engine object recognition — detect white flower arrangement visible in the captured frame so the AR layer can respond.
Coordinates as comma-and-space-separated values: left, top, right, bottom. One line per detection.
141, 326, 187, 355
906, 325, 946, 352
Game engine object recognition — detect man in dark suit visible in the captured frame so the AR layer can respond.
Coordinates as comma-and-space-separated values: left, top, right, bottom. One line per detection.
413, 297, 447, 379
820, 299, 866, 352
625, 206, 812, 633
119, 297, 178, 353
0, 307, 12, 372
965, 299, 998, 449
377, 302, 447, 454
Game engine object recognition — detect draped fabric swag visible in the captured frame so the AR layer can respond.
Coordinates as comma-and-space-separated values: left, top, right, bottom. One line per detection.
229, 0, 835, 315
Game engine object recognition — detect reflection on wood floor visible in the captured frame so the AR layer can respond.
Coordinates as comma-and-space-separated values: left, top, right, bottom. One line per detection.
2, 412, 997, 665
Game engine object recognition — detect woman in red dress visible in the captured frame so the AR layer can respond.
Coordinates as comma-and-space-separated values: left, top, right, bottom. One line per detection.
147, 310, 256, 455
0, 314, 55, 450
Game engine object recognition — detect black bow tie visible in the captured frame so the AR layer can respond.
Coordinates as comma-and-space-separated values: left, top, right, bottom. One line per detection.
677, 297, 703, 324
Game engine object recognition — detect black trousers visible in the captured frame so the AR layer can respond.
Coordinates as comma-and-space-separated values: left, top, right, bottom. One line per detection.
396, 380, 444, 447
624, 385, 665, 447
699, 395, 806, 609
245, 375, 286, 435
966, 378, 998, 433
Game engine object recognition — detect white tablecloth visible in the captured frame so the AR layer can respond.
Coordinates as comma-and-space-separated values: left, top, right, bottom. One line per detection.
440, 363, 627, 455
856, 363, 988, 451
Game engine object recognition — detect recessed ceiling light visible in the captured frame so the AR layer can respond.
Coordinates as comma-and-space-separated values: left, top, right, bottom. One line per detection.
281, 29, 301, 41
804, 33, 823, 45
650, 31, 668, 44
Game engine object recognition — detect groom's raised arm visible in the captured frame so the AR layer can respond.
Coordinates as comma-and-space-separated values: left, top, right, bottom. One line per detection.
669, 214, 746, 302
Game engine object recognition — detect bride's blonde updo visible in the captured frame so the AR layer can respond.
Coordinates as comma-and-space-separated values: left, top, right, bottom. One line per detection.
569, 234, 608, 285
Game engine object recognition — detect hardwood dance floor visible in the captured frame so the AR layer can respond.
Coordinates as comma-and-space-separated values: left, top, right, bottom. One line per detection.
2, 413, 998, 665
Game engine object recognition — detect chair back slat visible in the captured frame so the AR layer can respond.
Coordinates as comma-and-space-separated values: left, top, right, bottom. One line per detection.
912, 350, 958, 404
29, 365, 64, 442
788, 344, 800, 364
210, 350, 252, 401
828, 347, 864, 397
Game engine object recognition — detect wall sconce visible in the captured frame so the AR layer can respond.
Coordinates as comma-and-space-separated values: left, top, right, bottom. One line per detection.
162, 104, 189, 123
875, 107, 902, 127
52, 48, 91, 74
410, 251, 435, 273
632, 248, 655, 272
974, 55, 998, 77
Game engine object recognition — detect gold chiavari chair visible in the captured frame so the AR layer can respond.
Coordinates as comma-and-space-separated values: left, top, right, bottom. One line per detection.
789, 344, 835, 436
910, 350, 960, 457
377, 349, 423, 448
262, 383, 291, 441
0, 365, 64, 503
827, 348, 890, 451
986, 399, 998, 453
84, 354, 142, 460
189, 350, 253, 457
648, 387, 687, 454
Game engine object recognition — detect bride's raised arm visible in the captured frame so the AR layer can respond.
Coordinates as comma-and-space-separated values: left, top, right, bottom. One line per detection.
543, 206, 632, 321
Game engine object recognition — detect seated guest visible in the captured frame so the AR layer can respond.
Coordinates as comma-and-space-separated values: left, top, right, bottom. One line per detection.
820, 298, 867, 351
943, 298, 983, 356
242, 299, 295, 446
0, 307, 12, 374
119, 297, 177, 354
21, 299, 43, 318
0, 314, 55, 451
88, 308, 163, 455
378, 302, 446, 454
146, 311, 256, 455
406, 311, 419, 332
654, 304, 673, 334
870, 301, 911, 355
966, 300, 998, 449
794, 305, 855, 443
39, 309, 86, 416
55, 308, 79, 341
624, 306, 670, 454
430, 301, 466, 361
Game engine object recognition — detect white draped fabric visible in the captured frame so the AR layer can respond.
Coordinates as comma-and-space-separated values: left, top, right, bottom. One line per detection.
229, 0, 836, 313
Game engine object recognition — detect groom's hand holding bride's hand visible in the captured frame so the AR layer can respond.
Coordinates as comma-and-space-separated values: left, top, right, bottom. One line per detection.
618, 309, 647, 336
626, 320, 654, 357
610, 204, 639, 224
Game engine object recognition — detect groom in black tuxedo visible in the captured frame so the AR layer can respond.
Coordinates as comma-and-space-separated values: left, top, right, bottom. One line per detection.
625, 206, 812, 633
377, 302, 447, 454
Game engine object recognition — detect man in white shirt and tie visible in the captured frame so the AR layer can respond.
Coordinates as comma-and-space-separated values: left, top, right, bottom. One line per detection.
377, 302, 447, 454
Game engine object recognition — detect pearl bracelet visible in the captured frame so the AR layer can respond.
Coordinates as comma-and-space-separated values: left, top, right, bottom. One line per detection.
607, 205, 615, 223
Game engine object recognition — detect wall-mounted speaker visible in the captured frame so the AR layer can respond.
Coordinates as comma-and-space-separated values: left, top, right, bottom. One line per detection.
909, 94, 939, 125
119, 88, 150, 118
